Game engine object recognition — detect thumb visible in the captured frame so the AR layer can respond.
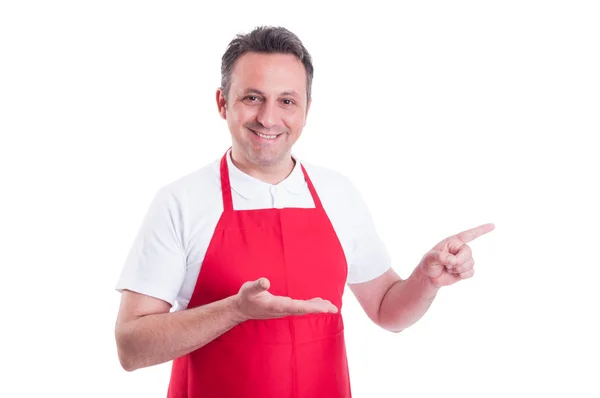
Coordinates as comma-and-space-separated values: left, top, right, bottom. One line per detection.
421, 250, 456, 277
245, 277, 270, 295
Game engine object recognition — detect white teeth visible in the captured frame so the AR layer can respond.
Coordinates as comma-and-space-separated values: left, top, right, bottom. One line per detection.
255, 131, 279, 140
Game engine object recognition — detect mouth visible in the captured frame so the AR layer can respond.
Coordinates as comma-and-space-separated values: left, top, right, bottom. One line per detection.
249, 128, 284, 141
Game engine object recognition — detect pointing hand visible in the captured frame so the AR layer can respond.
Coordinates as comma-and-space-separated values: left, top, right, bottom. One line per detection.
418, 223, 495, 288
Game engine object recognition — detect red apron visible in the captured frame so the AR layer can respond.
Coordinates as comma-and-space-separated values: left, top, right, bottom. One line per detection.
167, 152, 351, 397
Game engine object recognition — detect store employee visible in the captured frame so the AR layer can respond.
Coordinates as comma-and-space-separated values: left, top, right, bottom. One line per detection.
114, 25, 494, 398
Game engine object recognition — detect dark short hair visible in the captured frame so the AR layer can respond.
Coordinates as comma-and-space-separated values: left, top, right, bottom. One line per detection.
220, 26, 314, 102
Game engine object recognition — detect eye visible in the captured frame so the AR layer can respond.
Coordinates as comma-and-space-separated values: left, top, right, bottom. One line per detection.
242, 95, 264, 105
282, 99, 295, 106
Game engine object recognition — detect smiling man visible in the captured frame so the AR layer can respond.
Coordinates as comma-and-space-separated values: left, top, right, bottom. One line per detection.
221, 51, 307, 177
114, 26, 494, 398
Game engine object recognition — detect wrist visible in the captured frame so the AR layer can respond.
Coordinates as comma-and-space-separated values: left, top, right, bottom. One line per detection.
413, 265, 441, 295
226, 295, 249, 324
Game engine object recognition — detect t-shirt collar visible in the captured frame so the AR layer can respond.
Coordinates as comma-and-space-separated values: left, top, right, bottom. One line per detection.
226, 149, 306, 199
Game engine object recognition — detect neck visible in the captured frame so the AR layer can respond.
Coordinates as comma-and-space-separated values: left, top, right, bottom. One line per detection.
230, 150, 295, 185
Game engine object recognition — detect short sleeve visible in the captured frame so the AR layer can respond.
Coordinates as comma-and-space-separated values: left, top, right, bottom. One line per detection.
115, 187, 186, 306
344, 179, 392, 284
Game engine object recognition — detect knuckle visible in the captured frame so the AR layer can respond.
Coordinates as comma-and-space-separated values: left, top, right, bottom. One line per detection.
462, 258, 474, 269
450, 240, 462, 253
463, 245, 472, 256
461, 269, 475, 279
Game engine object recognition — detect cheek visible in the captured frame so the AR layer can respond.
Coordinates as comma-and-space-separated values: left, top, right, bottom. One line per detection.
284, 113, 306, 132
228, 108, 248, 129
237, 108, 258, 125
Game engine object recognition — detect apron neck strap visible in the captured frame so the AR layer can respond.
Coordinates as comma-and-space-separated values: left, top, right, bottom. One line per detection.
300, 164, 323, 209
219, 150, 323, 211
219, 151, 234, 211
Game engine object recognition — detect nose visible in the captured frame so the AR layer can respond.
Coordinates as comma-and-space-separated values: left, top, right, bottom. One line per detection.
255, 101, 278, 129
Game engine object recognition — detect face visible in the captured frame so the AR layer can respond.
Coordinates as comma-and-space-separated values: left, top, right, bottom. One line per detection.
216, 52, 311, 168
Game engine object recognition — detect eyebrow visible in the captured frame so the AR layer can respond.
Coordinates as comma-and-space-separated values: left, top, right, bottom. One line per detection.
244, 88, 300, 98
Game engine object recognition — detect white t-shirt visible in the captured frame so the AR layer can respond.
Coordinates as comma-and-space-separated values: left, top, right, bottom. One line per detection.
115, 151, 391, 311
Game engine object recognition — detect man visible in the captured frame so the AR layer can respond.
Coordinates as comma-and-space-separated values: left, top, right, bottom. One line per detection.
114, 26, 494, 397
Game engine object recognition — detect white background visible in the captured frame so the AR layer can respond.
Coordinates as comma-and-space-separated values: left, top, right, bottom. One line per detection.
1, 1, 599, 397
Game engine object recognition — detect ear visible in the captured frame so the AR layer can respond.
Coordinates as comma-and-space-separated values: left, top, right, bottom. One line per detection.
216, 88, 227, 120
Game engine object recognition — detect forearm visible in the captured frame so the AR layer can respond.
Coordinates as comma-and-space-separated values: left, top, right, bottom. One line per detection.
377, 267, 440, 333
116, 295, 245, 371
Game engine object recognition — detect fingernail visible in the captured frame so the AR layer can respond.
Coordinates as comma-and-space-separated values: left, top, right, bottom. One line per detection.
448, 256, 456, 265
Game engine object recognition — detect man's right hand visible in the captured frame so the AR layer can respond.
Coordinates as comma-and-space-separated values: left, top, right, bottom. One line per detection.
234, 278, 338, 321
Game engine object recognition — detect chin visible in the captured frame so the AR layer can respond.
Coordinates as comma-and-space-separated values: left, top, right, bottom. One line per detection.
248, 148, 287, 166
251, 153, 282, 166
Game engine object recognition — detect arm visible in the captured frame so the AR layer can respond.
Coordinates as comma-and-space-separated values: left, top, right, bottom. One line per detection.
115, 290, 245, 372
349, 223, 495, 333
348, 267, 438, 333
114, 187, 247, 371
377, 268, 439, 332
115, 278, 338, 372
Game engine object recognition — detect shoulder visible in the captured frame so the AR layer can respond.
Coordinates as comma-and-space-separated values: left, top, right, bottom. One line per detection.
300, 159, 367, 223
300, 160, 357, 197
156, 157, 222, 212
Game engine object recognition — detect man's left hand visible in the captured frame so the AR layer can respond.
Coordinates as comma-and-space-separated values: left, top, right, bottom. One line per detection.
418, 223, 495, 288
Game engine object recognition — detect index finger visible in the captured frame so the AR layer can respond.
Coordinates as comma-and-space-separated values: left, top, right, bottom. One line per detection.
456, 223, 495, 244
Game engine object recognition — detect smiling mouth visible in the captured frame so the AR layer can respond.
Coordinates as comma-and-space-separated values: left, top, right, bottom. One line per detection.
249, 129, 283, 140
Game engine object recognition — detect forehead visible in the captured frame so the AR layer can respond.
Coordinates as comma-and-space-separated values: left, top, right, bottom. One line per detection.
230, 52, 307, 97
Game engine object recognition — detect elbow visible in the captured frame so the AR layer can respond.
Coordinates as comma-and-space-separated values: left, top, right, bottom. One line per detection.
375, 313, 404, 334
115, 327, 140, 372
118, 352, 138, 372
378, 323, 404, 334
375, 316, 404, 334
